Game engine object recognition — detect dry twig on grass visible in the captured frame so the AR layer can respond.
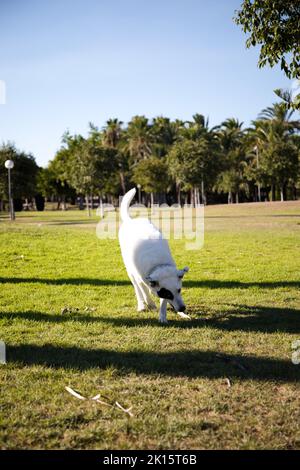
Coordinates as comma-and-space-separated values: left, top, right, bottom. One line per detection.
65, 386, 134, 417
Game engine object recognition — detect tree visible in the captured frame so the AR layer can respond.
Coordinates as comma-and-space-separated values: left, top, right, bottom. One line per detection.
259, 102, 300, 134
102, 119, 127, 194
151, 116, 178, 158
168, 114, 220, 205
261, 135, 298, 201
125, 116, 153, 163
0, 143, 39, 210
234, 1, 300, 80
167, 133, 219, 206
274, 86, 300, 112
61, 129, 121, 213
102, 118, 123, 148
37, 165, 75, 210
248, 114, 299, 201
214, 119, 247, 203
132, 157, 170, 206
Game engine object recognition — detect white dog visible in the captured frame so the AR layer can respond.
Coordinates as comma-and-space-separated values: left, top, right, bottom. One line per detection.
118, 188, 189, 323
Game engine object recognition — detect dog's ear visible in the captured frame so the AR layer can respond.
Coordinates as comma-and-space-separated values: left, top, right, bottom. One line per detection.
146, 275, 159, 287
178, 266, 189, 278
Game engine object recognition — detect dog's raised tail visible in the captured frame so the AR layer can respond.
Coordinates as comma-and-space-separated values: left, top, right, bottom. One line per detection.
120, 188, 136, 221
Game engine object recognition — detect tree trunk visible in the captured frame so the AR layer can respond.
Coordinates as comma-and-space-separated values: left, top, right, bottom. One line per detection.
201, 180, 206, 205
62, 195, 66, 211
257, 183, 261, 202
57, 197, 61, 210
99, 196, 104, 218
190, 188, 194, 208
293, 185, 297, 201
120, 172, 126, 195
271, 184, 275, 202
235, 192, 239, 204
280, 186, 284, 202
228, 191, 232, 204
194, 187, 198, 206
85, 194, 91, 217
177, 183, 181, 206
150, 192, 154, 208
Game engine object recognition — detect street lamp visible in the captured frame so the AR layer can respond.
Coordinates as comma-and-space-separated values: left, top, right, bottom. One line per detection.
137, 184, 141, 204
4, 159, 15, 220
253, 146, 261, 203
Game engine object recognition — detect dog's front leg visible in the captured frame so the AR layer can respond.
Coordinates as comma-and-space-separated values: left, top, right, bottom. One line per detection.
159, 299, 168, 323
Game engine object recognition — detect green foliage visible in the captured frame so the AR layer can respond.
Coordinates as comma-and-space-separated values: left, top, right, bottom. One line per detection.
1, 95, 299, 207
274, 87, 300, 112
0, 143, 39, 200
132, 157, 170, 193
57, 132, 117, 196
168, 140, 207, 191
235, 0, 300, 79
260, 136, 299, 188
125, 116, 153, 163
250, 103, 300, 190
167, 115, 221, 193
214, 119, 248, 197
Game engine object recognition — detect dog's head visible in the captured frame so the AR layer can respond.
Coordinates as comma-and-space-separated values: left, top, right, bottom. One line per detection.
146, 265, 189, 312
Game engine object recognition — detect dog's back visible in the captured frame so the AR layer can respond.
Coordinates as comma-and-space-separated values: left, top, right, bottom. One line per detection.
119, 189, 175, 279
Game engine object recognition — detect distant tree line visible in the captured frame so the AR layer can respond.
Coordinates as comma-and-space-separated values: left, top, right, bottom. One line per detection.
1, 98, 300, 213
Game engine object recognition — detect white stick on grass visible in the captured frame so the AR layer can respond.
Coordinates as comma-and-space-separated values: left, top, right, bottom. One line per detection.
115, 401, 134, 417
65, 386, 86, 400
65, 387, 133, 416
92, 394, 112, 407
177, 311, 191, 319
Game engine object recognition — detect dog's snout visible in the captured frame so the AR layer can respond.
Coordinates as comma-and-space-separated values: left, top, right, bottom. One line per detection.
179, 305, 186, 312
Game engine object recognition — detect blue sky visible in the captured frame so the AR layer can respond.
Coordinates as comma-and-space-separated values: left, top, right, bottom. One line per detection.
0, 0, 292, 167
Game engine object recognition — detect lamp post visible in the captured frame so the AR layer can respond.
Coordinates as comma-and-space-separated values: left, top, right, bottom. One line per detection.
137, 184, 141, 204
4, 159, 15, 220
253, 145, 261, 202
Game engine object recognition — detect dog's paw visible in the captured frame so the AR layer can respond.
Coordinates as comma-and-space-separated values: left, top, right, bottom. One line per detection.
137, 303, 147, 312
159, 318, 168, 324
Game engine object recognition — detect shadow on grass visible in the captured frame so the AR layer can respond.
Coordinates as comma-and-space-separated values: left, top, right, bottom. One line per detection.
1, 304, 300, 333
46, 220, 97, 226
205, 214, 300, 219
7, 343, 300, 382
1, 277, 300, 289
0, 277, 131, 286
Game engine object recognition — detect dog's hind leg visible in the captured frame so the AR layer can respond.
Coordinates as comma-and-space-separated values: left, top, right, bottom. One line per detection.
129, 274, 147, 312
139, 283, 157, 310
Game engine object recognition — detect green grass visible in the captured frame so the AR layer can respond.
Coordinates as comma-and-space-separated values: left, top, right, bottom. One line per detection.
0, 201, 300, 449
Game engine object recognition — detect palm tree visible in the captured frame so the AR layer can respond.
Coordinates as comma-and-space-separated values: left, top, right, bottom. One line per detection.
102, 118, 123, 148
249, 102, 300, 201
214, 119, 246, 203
102, 119, 126, 194
152, 116, 178, 157
274, 86, 300, 111
125, 116, 153, 164
259, 102, 300, 136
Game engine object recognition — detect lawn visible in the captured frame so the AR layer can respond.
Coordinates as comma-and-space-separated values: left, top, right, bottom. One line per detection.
0, 201, 300, 449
